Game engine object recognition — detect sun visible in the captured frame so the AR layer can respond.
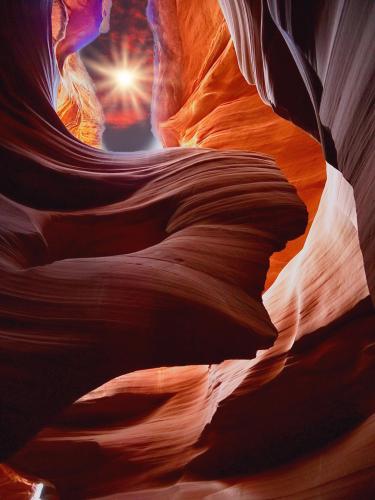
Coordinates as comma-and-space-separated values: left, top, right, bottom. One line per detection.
84, 39, 153, 118
114, 69, 137, 89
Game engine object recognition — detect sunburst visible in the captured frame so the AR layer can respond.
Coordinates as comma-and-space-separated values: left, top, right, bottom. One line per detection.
84, 38, 153, 119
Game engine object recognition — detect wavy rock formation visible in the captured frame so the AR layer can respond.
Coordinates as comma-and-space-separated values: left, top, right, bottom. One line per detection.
220, 0, 375, 300
1, 0, 305, 458
53, 0, 108, 147
0, 0, 374, 498
57, 52, 104, 148
149, 0, 326, 288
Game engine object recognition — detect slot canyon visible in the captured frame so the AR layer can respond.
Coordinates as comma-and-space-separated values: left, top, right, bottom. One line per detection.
0, 0, 374, 498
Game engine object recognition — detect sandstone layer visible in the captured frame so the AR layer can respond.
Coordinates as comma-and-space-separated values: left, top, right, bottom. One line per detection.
0, 0, 374, 498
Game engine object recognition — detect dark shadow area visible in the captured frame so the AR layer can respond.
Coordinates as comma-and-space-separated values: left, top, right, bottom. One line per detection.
103, 120, 154, 151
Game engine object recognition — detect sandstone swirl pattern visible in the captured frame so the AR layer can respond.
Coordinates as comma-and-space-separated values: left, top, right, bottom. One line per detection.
0, 0, 374, 498
0, 0, 305, 459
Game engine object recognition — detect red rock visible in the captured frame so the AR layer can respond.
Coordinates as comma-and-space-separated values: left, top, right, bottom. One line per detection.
0, 1, 374, 498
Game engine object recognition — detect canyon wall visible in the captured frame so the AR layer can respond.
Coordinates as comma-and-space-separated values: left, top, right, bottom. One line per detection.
0, 0, 374, 498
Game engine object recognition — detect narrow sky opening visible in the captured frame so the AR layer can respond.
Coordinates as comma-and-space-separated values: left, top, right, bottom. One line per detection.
80, 0, 161, 152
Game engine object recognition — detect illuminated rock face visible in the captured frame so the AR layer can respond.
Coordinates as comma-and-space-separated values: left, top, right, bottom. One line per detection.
0, 1, 374, 499
219, 0, 375, 300
53, 0, 106, 147
149, 0, 326, 288
57, 52, 104, 148
1, 0, 305, 457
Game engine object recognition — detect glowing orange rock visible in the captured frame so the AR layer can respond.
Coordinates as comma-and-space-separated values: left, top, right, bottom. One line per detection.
52, 0, 111, 147
150, 0, 326, 288
0, 0, 306, 461
1, 0, 374, 498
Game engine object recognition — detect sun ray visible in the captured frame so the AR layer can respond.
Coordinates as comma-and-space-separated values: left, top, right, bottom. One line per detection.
83, 38, 153, 122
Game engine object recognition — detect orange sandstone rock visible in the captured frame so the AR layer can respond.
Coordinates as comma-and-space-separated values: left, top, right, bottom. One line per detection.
150, 0, 326, 288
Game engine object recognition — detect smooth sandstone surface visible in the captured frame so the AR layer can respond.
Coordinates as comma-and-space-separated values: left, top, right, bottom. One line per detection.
0, 0, 374, 498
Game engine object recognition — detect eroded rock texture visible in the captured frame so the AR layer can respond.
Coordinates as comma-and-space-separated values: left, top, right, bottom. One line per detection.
219, 0, 375, 301
149, 0, 326, 288
0, 0, 374, 498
